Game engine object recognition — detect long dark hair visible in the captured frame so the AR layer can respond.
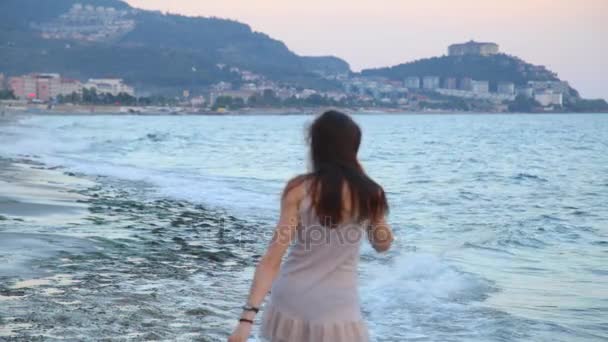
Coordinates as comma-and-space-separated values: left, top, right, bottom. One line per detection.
285, 110, 388, 226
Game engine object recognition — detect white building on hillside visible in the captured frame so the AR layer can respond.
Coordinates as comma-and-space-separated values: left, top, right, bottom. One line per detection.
404, 77, 421, 89
85, 78, 134, 96
471, 80, 490, 94
535, 91, 563, 107
60, 79, 83, 96
528, 81, 569, 94
422, 76, 440, 90
498, 82, 515, 95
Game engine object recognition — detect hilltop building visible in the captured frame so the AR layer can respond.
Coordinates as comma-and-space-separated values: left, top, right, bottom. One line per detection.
449, 41, 499, 56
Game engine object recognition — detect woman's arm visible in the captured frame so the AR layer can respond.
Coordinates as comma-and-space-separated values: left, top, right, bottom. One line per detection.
367, 215, 394, 253
228, 182, 304, 342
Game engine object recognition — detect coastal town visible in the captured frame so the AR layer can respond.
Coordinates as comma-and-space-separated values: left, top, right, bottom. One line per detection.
0, 41, 575, 114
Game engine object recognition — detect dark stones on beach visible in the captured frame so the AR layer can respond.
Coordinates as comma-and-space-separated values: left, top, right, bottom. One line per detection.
185, 308, 213, 317
0, 288, 27, 297
1, 175, 262, 340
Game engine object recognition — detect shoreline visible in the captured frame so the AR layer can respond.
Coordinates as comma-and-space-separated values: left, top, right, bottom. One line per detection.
3, 101, 608, 116
2, 105, 606, 117
0, 159, 96, 338
0, 159, 94, 225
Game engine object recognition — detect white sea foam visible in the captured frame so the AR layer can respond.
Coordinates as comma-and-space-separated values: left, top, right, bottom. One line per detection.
363, 253, 491, 303
0, 117, 280, 216
361, 253, 494, 340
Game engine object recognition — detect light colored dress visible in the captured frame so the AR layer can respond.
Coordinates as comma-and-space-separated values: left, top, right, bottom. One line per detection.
260, 195, 369, 342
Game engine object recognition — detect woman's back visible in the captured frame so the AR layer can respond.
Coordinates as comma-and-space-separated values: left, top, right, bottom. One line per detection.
260, 193, 370, 342
228, 111, 392, 342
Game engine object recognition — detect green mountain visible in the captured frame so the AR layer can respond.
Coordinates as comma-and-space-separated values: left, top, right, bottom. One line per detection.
0, 0, 350, 93
301, 56, 351, 76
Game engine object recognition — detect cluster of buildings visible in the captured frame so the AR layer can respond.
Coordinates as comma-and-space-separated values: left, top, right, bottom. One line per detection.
205, 65, 347, 107
413, 76, 516, 102
339, 41, 565, 109
6, 73, 135, 102
523, 81, 568, 107
33, 3, 136, 42
207, 52, 566, 110
207, 83, 346, 108
343, 75, 564, 109
342, 75, 518, 106
2, 39, 567, 111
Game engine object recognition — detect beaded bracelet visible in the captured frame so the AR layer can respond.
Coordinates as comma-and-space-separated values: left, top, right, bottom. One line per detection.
242, 305, 260, 314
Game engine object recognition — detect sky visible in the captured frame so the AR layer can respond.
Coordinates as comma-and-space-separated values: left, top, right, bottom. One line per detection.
126, 0, 608, 100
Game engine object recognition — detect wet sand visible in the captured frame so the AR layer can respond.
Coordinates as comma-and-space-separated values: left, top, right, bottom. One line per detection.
0, 159, 98, 338
0, 159, 97, 275
0, 160, 93, 222
0, 154, 260, 340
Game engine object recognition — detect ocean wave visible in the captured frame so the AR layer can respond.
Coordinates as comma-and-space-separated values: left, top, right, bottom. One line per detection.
361, 253, 497, 340
143, 132, 170, 142
363, 254, 494, 305
462, 242, 516, 255
512, 173, 549, 182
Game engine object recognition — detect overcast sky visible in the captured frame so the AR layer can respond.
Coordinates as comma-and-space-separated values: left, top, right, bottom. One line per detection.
126, 0, 607, 100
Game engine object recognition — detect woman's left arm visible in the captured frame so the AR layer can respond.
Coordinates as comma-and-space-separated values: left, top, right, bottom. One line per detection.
228, 183, 303, 342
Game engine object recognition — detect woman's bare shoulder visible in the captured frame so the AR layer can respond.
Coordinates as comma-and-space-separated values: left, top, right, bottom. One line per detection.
282, 174, 311, 203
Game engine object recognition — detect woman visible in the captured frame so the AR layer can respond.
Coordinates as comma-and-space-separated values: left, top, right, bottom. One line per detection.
228, 110, 394, 342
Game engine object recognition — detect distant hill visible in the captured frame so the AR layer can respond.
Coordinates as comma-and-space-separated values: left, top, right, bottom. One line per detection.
360, 53, 608, 111
301, 56, 351, 76
0, 0, 350, 93
361, 54, 561, 90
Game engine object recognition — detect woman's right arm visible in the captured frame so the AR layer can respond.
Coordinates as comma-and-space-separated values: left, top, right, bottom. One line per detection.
367, 215, 394, 252
227, 180, 304, 342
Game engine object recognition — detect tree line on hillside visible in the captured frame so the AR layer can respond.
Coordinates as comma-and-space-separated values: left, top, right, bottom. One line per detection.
212, 90, 352, 111
361, 54, 559, 88
56, 88, 178, 106
0, 90, 16, 100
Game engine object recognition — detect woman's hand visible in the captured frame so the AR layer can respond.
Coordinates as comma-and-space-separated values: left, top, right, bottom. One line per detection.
367, 215, 394, 253
228, 322, 252, 342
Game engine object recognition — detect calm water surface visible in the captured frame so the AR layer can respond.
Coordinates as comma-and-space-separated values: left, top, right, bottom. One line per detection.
0, 113, 607, 341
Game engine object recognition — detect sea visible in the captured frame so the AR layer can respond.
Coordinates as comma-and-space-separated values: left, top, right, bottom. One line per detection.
0, 113, 607, 341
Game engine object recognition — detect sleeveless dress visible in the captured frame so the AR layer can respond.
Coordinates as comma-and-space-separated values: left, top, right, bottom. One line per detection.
260, 195, 370, 342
